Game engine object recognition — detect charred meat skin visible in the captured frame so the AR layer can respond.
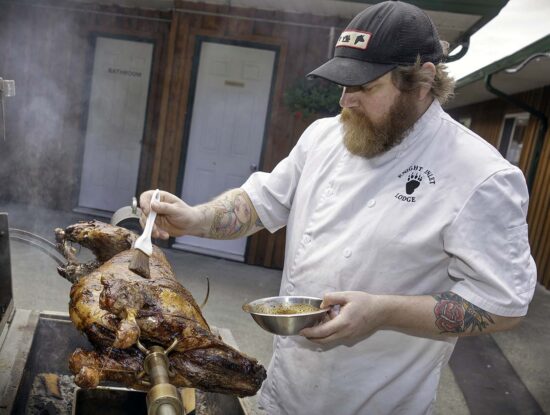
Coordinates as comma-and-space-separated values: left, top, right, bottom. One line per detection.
56, 220, 266, 397
70, 346, 266, 397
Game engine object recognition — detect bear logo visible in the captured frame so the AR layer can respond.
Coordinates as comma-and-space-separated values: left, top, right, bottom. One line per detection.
406, 172, 422, 195
340, 34, 351, 43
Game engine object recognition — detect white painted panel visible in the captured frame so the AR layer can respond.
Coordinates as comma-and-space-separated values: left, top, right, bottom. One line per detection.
78, 37, 153, 212
175, 42, 276, 261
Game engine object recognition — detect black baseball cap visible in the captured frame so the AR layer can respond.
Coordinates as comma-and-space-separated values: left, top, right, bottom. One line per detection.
308, 1, 443, 86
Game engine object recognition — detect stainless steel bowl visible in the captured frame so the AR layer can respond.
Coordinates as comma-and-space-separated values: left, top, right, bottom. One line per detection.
242, 296, 328, 336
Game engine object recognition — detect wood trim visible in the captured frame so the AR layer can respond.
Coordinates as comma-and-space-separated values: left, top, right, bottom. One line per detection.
0, 0, 344, 269
152, 12, 179, 189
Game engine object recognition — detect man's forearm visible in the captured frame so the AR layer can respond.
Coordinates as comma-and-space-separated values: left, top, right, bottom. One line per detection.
195, 188, 264, 239
378, 291, 522, 339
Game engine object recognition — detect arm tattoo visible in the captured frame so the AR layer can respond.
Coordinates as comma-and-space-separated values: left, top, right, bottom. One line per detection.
432, 292, 495, 334
205, 190, 262, 239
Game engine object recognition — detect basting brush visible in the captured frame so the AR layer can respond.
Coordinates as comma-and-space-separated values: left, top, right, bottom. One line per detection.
129, 189, 160, 279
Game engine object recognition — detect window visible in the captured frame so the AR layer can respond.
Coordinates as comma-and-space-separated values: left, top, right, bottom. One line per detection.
498, 113, 529, 166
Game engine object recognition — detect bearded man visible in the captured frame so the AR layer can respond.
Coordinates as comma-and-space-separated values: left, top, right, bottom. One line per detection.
140, 2, 536, 413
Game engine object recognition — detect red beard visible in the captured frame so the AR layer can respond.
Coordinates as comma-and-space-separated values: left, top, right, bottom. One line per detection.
340, 91, 419, 158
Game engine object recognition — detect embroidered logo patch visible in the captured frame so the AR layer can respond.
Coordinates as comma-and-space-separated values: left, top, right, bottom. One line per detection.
336, 31, 371, 50
395, 164, 436, 203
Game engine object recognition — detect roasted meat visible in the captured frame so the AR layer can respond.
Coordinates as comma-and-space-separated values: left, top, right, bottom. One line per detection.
55, 220, 266, 396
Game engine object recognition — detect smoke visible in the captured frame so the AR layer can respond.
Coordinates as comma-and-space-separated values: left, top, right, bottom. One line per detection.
0, 2, 93, 241
0, 0, 347, 227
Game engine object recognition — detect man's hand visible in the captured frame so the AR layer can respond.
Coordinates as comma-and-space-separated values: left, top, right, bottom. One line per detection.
139, 188, 263, 240
300, 290, 522, 345
300, 291, 387, 345
139, 190, 201, 239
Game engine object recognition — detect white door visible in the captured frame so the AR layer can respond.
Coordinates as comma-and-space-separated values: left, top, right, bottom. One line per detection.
78, 37, 153, 213
174, 42, 276, 261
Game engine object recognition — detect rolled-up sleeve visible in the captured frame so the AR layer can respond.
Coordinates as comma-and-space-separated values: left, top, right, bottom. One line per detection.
444, 167, 537, 316
241, 120, 319, 233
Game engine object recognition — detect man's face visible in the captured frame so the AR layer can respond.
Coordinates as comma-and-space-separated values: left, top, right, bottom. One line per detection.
339, 72, 420, 158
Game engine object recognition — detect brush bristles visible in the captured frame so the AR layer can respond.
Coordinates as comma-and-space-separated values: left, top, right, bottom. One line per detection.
129, 249, 151, 279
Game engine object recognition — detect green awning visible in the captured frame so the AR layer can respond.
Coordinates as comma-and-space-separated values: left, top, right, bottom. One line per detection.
337, 0, 509, 50
447, 35, 550, 109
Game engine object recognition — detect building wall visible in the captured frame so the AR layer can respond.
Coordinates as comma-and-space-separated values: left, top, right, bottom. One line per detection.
0, 0, 347, 269
448, 86, 550, 289
0, 1, 171, 211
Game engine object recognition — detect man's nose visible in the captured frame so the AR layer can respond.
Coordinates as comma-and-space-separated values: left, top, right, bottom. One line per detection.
339, 88, 358, 108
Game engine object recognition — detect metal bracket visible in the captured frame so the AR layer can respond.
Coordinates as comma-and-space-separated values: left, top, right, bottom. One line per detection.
0, 78, 15, 141
137, 338, 179, 356
445, 39, 470, 63
136, 338, 179, 384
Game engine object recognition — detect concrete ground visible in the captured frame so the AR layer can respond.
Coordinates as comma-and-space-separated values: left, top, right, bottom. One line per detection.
2, 203, 549, 414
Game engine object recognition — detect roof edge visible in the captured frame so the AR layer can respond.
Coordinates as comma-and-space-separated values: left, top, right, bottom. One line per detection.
338, 0, 509, 49
338, 0, 509, 16
456, 34, 550, 89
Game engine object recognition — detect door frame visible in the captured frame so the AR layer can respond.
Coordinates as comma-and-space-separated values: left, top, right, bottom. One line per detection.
73, 33, 157, 214
173, 36, 280, 258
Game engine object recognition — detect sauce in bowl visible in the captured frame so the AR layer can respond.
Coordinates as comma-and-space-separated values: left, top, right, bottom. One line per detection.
255, 303, 321, 315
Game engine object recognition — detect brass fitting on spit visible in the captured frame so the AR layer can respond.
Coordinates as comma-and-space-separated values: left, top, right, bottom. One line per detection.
138, 339, 185, 415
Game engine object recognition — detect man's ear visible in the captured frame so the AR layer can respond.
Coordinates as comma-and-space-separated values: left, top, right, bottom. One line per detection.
419, 62, 436, 100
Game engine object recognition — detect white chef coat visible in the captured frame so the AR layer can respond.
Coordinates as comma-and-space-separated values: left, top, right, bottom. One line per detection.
241, 100, 537, 415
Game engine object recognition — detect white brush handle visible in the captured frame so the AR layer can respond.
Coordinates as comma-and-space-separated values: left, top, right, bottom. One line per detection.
135, 189, 160, 256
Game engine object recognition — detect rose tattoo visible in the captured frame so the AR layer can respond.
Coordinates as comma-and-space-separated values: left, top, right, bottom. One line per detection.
433, 292, 495, 334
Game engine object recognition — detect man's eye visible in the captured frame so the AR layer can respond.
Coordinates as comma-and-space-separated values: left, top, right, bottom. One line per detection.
344, 86, 361, 93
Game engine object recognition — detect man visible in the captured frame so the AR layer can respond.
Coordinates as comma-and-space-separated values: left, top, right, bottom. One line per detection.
140, 1, 536, 413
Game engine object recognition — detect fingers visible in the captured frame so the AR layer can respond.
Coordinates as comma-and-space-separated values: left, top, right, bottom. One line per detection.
300, 315, 343, 341
139, 190, 185, 239
304, 332, 342, 345
150, 199, 183, 216
151, 226, 170, 240
329, 304, 341, 319
301, 291, 378, 345
140, 190, 186, 217
140, 190, 182, 211
138, 216, 170, 240
139, 190, 154, 215
320, 292, 349, 309
300, 292, 350, 340
158, 191, 184, 204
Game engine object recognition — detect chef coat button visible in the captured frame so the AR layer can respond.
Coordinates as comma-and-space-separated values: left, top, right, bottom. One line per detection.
367, 199, 376, 208
343, 248, 352, 258
303, 235, 312, 244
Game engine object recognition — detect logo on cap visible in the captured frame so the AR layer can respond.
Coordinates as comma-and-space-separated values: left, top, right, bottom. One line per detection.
336, 30, 371, 50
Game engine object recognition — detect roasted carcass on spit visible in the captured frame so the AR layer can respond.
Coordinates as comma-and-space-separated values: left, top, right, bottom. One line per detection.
55, 220, 266, 396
